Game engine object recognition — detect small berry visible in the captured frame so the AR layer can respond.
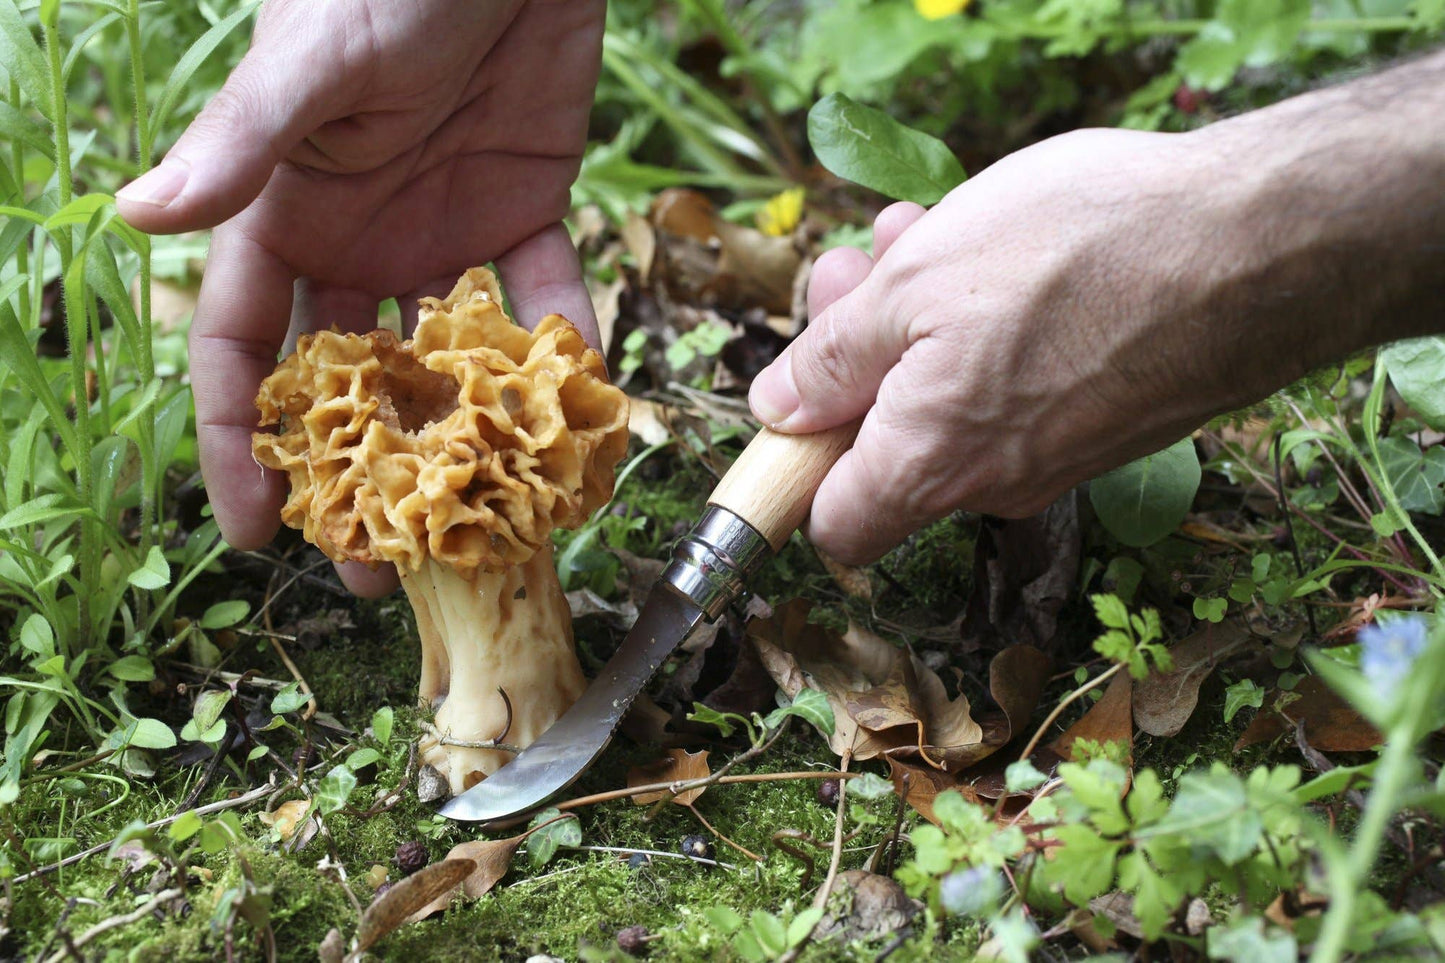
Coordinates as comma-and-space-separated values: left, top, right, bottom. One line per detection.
627, 852, 652, 871
394, 840, 428, 877
1172, 84, 1203, 114
680, 834, 712, 861
617, 924, 650, 956
816, 778, 841, 808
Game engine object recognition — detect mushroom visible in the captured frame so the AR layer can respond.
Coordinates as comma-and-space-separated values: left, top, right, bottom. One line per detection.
251, 268, 629, 796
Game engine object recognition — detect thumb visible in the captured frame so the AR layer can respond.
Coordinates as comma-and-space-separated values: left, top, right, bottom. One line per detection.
748, 263, 908, 434
116, 22, 339, 233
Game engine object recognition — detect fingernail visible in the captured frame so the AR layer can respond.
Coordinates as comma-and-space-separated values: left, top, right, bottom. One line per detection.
750, 354, 800, 428
117, 158, 189, 207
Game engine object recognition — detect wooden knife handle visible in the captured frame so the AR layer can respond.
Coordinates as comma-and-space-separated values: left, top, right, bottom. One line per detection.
707, 423, 860, 552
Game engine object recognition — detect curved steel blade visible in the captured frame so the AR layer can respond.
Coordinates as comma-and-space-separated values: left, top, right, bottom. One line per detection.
438, 585, 704, 825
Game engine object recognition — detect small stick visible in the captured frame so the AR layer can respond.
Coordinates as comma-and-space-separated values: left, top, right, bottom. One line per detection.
14, 780, 277, 885
1273, 434, 1320, 641
263, 579, 317, 722
575, 845, 738, 871
40, 888, 183, 963
778, 750, 852, 963
685, 803, 763, 862
1016, 663, 1124, 764
555, 770, 858, 813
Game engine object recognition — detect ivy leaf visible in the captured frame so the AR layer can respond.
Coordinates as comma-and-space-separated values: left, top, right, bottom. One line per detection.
526, 809, 581, 869
1207, 916, 1298, 963
761, 688, 836, 736
1223, 679, 1265, 723
314, 765, 357, 815
371, 706, 394, 746
271, 682, 311, 716
1377, 436, 1445, 514
1090, 438, 1201, 547
808, 93, 967, 206
688, 703, 745, 740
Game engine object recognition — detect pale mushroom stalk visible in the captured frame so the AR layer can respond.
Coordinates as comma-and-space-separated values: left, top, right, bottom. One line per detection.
404, 545, 584, 787
252, 268, 629, 798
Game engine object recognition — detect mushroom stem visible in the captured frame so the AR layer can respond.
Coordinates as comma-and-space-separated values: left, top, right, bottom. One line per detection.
401, 543, 587, 795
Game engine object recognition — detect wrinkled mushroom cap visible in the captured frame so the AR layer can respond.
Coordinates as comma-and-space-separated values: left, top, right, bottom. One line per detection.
252, 268, 629, 577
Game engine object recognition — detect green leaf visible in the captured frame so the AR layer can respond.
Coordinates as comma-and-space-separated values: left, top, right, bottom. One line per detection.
199, 600, 249, 630
1005, 759, 1048, 793
271, 681, 311, 715
147, 2, 261, 151
1089, 438, 1201, 547
688, 702, 742, 739
19, 614, 54, 657
1218, 0, 1310, 67
527, 808, 582, 868
346, 748, 381, 771
1192, 597, 1228, 623
1144, 767, 1260, 865
199, 819, 237, 855
1207, 916, 1298, 963
371, 706, 394, 745
0, 493, 82, 530
808, 93, 967, 206
125, 718, 177, 750
761, 688, 836, 736
43, 193, 115, 232
749, 910, 789, 957
1377, 436, 1445, 514
0, 1, 51, 114
1222, 679, 1265, 723
705, 905, 745, 934
168, 810, 203, 843
107, 655, 155, 682
191, 689, 232, 734
1176, 22, 1247, 91
315, 765, 357, 814
1049, 825, 1120, 905
180, 716, 226, 745
1090, 594, 1130, 632
786, 907, 824, 947
847, 772, 895, 799
127, 545, 171, 590
0, 101, 53, 159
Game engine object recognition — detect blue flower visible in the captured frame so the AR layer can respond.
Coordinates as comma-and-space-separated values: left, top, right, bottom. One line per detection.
1358, 617, 1430, 695
940, 867, 1004, 918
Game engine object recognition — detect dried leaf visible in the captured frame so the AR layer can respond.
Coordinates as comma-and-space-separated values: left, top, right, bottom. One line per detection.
711, 218, 802, 315
1234, 675, 1381, 752
1133, 620, 1251, 737
401, 839, 524, 924
886, 755, 982, 826
359, 857, 477, 946
961, 493, 1080, 654
650, 188, 718, 243
1050, 671, 1134, 765
627, 748, 711, 806
620, 211, 658, 281
627, 397, 673, 446
818, 551, 872, 601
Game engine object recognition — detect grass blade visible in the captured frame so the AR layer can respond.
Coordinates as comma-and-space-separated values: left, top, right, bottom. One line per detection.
146, 1, 258, 152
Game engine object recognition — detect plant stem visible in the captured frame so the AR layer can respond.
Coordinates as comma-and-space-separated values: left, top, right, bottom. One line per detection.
8, 77, 30, 323
1017, 663, 1124, 764
125, 0, 159, 564
43, 9, 97, 650
1308, 713, 1424, 962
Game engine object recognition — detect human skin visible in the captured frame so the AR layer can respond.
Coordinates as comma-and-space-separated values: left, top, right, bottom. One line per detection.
115, 0, 605, 596
750, 49, 1445, 565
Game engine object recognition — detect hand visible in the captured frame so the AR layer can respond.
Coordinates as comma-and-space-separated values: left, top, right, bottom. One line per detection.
117, 0, 605, 595
750, 124, 1391, 564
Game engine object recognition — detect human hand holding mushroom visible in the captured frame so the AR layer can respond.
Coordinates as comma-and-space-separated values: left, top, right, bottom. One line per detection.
252, 269, 628, 797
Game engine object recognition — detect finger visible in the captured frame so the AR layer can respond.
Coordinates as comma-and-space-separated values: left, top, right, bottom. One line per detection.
116, 13, 343, 234
494, 222, 601, 351
285, 281, 380, 354
191, 222, 296, 550
807, 246, 873, 319
748, 270, 907, 433
337, 561, 400, 599
805, 338, 960, 563
872, 202, 926, 260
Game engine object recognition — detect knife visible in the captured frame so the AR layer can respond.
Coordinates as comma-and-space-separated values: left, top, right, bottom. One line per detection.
438, 423, 858, 825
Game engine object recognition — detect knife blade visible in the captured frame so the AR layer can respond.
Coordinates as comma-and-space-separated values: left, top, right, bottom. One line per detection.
438, 423, 858, 825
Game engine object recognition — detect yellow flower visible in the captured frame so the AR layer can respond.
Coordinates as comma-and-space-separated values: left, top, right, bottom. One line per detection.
756, 187, 806, 237
914, 0, 971, 20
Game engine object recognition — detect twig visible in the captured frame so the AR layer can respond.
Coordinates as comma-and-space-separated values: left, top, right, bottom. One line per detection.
685, 803, 763, 861
575, 845, 738, 871
41, 888, 183, 963
1016, 663, 1124, 764
1274, 434, 1320, 641
643, 719, 793, 819
555, 770, 857, 813
778, 751, 852, 963
14, 779, 277, 885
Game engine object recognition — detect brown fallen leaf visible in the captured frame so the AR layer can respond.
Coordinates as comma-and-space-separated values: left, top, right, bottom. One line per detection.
357, 858, 477, 948
886, 755, 983, 826
753, 600, 1050, 773
818, 550, 872, 602
1133, 620, 1251, 737
402, 839, 525, 924
1234, 675, 1381, 752
1051, 670, 1134, 765
961, 493, 1080, 654
627, 748, 711, 806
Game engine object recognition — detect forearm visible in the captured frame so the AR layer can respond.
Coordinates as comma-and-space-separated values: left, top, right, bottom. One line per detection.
1184, 48, 1445, 398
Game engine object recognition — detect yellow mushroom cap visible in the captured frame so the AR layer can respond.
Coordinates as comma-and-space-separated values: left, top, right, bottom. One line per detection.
252, 268, 630, 577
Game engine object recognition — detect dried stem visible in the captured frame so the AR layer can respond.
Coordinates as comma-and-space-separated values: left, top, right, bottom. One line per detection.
1017, 663, 1124, 764
42, 888, 184, 963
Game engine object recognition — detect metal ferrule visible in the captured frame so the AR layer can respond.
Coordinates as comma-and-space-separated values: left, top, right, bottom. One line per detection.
662, 506, 772, 621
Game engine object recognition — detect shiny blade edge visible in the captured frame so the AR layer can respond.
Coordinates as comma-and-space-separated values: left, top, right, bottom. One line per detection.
438, 585, 705, 825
